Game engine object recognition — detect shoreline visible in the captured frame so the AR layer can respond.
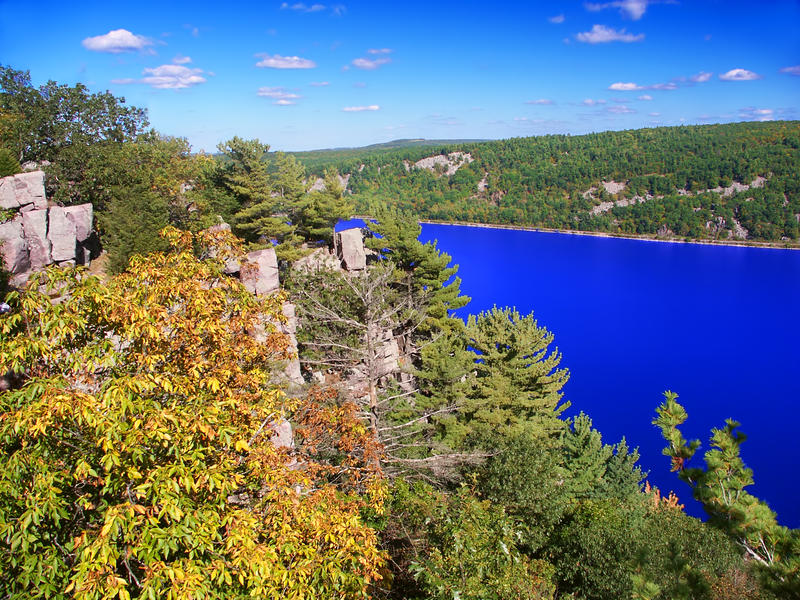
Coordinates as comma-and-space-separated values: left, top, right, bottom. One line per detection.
414, 219, 800, 251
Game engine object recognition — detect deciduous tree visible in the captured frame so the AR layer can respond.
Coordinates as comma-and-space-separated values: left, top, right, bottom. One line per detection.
0, 228, 386, 600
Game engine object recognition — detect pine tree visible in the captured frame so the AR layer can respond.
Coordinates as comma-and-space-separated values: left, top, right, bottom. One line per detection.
654, 391, 800, 599
561, 413, 645, 501
366, 202, 469, 336
217, 138, 304, 258
296, 169, 352, 244
562, 413, 613, 499
462, 307, 570, 444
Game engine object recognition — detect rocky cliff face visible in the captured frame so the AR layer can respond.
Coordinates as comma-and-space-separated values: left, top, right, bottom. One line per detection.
0, 171, 98, 287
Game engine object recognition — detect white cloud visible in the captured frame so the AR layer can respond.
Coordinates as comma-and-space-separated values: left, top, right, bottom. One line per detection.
581, 98, 606, 106
525, 99, 555, 105
576, 25, 644, 43
367, 48, 392, 55
257, 86, 301, 100
740, 107, 774, 121
608, 82, 641, 91
343, 105, 380, 112
255, 54, 316, 69
272, 99, 297, 106
649, 112, 660, 116
549, 14, 565, 23
514, 117, 530, 121
689, 71, 713, 83
779, 65, 800, 76
172, 54, 192, 65
309, 81, 330, 86
608, 81, 677, 91
82, 29, 154, 53
351, 57, 391, 70
583, 0, 671, 20
280, 3, 326, 12
637, 94, 653, 100
112, 64, 207, 89
607, 105, 636, 114
719, 69, 763, 81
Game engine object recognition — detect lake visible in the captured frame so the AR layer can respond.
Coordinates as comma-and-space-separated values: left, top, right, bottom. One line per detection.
417, 224, 800, 528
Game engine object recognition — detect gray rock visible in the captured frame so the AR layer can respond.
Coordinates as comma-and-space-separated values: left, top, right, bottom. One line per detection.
0, 220, 30, 274
47, 206, 77, 262
208, 222, 231, 233
0, 178, 18, 210
269, 419, 295, 449
336, 227, 366, 271
293, 246, 340, 273
15, 171, 46, 210
63, 204, 93, 242
283, 332, 304, 385
241, 247, 279, 296
281, 302, 297, 334
21, 209, 51, 269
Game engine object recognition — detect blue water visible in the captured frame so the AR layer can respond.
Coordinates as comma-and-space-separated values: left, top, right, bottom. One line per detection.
416, 224, 800, 527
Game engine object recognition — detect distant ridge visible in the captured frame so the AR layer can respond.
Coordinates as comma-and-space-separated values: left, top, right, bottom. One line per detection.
301, 138, 492, 153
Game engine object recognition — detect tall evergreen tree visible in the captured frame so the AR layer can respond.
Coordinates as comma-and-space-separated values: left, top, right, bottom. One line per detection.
462, 307, 570, 444
654, 391, 800, 598
296, 169, 352, 244
216, 137, 305, 259
366, 202, 469, 336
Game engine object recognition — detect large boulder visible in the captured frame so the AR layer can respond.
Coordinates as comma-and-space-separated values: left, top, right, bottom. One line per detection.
0, 171, 46, 211
241, 248, 279, 296
0, 220, 30, 274
336, 227, 366, 271
293, 246, 341, 273
47, 207, 77, 262
21, 209, 51, 270
63, 204, 93, 242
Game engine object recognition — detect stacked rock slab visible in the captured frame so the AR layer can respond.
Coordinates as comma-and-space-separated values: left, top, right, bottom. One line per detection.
0, 171, 97, 287
212, 238, 303, 387
335, 227, 366, 270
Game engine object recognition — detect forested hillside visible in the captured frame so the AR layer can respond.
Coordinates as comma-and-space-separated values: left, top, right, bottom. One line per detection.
296, 122, 800, 245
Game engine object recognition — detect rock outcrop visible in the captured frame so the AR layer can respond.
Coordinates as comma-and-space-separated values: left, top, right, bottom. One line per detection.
0, 171, 47, 212
335, 227, 367, 271
242, 248, 280, 296
0, 171, 97, 286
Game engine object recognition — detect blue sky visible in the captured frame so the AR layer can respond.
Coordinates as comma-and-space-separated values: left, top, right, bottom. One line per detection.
1, 0, 798, 152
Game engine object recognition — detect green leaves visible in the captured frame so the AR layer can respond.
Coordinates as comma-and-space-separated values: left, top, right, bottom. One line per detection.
0, 229, 387, 599
462, 307, 570, 443
654, 391, 800, 598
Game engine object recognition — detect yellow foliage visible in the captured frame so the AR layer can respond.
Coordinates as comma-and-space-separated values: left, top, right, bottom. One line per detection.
0, 228, 386, 599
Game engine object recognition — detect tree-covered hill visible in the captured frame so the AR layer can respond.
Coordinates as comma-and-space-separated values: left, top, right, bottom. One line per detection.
289, 138, 490, 172
300, 122, 800, 245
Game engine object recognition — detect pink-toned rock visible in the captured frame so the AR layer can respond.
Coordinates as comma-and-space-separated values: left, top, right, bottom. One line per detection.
281, 302, 297, 334
0, 220, 30, 274
21, 209, 51, 269
0, 178, 18, 209
0, 171, 47, 210
47, 206, 77, 262
63, 204, 93, 242
241, 247, 279, 296
269, 419, 295, 448
336, 227, 366, 271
